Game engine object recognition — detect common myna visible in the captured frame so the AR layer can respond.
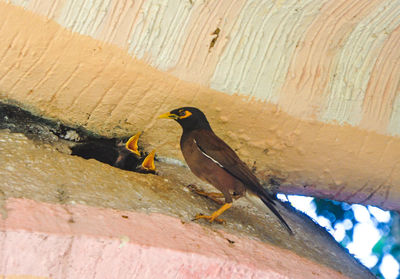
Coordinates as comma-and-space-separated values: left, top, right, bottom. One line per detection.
159, 107, 292, 234
70, 132, 156, 173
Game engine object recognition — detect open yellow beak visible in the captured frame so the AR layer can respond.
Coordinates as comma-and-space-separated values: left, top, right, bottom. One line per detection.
125, 132, 141, 156
158, 112, 178, 120
141, 149, 156, 171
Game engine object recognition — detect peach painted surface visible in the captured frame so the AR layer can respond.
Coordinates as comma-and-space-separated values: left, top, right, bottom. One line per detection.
0, 2, 399, 208
0, 198, 349, 279
1, 0, 399, 135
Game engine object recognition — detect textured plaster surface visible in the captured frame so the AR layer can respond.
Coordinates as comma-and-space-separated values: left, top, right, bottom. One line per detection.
1, 0, 399, 135
0, 1, 395, 278
0, 3, 399, 209
0, 198, 349, 279
0, 130, 374, 279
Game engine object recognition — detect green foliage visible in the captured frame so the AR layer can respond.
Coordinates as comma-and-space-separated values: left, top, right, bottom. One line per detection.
312, 198, 399, 279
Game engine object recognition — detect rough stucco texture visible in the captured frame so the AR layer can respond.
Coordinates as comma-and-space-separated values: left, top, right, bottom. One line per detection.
2, 0, 399, 135
0, 130, 374, 279
0, 2, 399, 210
0, 198, 352, 279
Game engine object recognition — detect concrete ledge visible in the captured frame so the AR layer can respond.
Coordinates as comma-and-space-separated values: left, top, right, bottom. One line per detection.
0, 130, 375, 279
0, 198, 346, 279
0, 3, 399, 210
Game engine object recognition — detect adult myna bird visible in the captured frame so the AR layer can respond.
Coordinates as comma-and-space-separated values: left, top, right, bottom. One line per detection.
159, 107, 293, 234
70, 132, 156, 173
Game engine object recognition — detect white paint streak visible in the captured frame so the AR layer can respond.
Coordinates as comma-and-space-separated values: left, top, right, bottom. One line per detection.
210, 0, 327, 103
5, 0, 29, 8
321, 0, 400, 125
57, 0, 112, 36
1, 0, 400, 136
127, 0, 193, 70
388, 94, 400, 135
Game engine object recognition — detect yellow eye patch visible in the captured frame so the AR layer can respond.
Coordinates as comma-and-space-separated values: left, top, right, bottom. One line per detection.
179, 110, 192, 119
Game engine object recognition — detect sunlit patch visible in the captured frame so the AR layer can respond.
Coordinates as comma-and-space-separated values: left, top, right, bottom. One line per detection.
277, 193, 288, 201
346, 222, 381, 262
283, 194, 396, 278
333, 219, 353, 242
316, 216, 333, 232
360, 254, 379, 268
342, 218, 353, 230
368, 206, 391, 223
287, 195, 317, 219
380, 254, 399, 279
125, 132, 141, 156
352, 204, 371, 223
333, 222, 346, 242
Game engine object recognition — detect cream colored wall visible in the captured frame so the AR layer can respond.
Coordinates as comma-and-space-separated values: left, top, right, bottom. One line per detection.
3, 0, 399, 135
0, 1, 399, 209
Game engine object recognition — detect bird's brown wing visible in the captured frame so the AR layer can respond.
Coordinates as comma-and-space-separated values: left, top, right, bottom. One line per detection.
192, 129, 274, 203
193, 129, 293, 234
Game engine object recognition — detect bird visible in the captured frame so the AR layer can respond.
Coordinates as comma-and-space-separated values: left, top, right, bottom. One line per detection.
158, 107, 293, 234
70, 132, 156, 173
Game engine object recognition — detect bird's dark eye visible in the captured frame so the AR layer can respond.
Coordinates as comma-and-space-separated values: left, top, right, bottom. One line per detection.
178, 110, 192, 119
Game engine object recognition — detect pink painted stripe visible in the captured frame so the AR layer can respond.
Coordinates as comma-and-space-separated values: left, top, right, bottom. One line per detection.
0, 198, 347, 279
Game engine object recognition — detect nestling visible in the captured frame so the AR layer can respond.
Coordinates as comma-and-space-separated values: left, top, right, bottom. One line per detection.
70, 132, 156, 173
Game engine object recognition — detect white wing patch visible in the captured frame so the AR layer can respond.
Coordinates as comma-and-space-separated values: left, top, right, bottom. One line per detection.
194, 139, 224, 168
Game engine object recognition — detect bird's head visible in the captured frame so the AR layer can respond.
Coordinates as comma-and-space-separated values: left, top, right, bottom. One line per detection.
158, 107, 211, 131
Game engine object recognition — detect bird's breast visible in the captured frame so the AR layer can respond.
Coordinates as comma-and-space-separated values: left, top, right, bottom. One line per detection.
180, 135, 230, 183
180, 136, 209, 179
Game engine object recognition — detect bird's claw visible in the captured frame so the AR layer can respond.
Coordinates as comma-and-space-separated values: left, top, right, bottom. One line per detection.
193, 213, 226, 224
186, 184, 225, 205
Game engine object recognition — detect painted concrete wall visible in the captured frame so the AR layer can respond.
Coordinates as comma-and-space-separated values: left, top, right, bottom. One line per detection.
0, 1, 396, 277
1, 198, 351, 279
0, 1, 399, 208
3, 0, 399, 135
0, 131, 374, 279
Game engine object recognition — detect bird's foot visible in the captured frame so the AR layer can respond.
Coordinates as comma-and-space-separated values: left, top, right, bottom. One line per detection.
187, 184, 225, 205
193, 203, 232, 224
193, 214, 226, 224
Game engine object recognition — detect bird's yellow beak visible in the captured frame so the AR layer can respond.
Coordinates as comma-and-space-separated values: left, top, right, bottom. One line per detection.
125, 132, 141, 156
158, 112, 178, 120
141, 149, 156, 171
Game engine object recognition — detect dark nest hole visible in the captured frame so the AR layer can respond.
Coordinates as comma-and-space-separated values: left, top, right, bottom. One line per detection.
0, 102, 156, 174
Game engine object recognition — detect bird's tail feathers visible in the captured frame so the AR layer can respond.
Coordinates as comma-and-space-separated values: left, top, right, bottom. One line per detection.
260, 195, 293, 235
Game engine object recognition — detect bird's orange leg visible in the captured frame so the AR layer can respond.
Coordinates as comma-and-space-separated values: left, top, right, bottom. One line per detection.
187, 184, 225, 205
195, 202, 232, 224
141, 150, 156, 171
